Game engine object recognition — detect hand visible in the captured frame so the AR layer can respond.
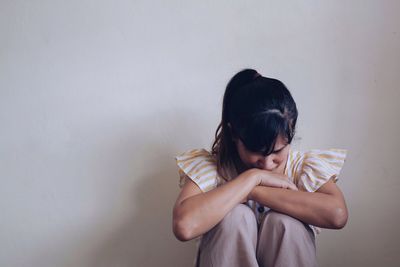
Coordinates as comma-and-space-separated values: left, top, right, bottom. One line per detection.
249, 168, 298, 191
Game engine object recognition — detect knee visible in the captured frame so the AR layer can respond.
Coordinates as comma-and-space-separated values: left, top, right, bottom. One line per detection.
217, 204, 256, 232
264, 211, 309, 234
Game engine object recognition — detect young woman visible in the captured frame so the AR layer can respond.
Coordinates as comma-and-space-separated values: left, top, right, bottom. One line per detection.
173, 69, 348, 267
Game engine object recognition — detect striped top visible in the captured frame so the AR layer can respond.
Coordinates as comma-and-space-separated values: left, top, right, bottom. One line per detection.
174, 147, 347, 235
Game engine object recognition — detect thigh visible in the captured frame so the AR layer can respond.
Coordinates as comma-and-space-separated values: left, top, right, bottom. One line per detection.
256, 211, 317, 267
197, 204, 259, 267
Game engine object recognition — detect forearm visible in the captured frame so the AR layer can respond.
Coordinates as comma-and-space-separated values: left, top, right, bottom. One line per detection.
250, 186, 347, 228
175, 170, 258, 240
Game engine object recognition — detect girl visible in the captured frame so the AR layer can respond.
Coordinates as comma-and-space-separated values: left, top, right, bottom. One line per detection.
173, 69, 348, 267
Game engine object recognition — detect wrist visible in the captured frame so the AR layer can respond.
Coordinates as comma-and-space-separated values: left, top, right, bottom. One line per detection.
246, 168, 261, 187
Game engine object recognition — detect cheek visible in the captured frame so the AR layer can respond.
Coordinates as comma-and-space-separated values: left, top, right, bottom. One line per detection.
278, 151, 289, 165
268, 153, 287, 167
277, 153, 286, 162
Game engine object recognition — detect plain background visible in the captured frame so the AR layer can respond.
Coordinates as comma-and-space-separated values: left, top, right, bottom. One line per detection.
1, 1, 399, 266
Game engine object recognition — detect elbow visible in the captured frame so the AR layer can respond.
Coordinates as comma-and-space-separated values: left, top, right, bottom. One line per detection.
173, 218, 193, 242
172, 210, 196, 242
330, 206, 348, 229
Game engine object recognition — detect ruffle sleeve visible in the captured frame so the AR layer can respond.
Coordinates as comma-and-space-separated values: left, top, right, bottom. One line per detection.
297, 149, 347, 193
174, 148, 222, 193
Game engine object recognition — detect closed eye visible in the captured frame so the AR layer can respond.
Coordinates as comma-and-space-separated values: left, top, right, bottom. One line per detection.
262, 144, 288, 156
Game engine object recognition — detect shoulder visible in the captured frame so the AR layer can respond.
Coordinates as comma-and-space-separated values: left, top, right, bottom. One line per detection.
174, 148, 222, 192
175, 148, 214, 161
286, 148, 348, 192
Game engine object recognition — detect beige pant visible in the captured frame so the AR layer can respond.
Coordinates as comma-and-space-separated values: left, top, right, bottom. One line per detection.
196, 204, 318, 267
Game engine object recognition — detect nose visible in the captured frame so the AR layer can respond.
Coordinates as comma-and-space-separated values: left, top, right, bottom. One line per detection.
256, 155, 277, 171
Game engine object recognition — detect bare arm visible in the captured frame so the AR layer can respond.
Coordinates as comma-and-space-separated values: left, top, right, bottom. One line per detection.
172, 169, 259, 241
249, 178, 348, 229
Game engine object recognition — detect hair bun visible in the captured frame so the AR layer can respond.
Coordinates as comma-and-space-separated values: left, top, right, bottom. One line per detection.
253, 72, 261, 79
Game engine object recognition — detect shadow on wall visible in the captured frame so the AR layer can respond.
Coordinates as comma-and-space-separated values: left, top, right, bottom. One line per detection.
88, 109, 201, 267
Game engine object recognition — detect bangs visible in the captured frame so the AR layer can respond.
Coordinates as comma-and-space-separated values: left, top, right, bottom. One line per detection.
236, 113, 288, 155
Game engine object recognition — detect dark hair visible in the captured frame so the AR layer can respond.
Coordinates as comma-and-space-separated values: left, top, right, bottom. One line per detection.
211, 69, 298, 180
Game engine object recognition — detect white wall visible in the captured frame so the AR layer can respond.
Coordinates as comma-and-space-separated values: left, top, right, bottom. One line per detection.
1, 1, 399, 266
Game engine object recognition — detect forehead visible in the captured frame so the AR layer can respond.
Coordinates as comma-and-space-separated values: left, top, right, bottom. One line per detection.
273, 135, 288, 147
